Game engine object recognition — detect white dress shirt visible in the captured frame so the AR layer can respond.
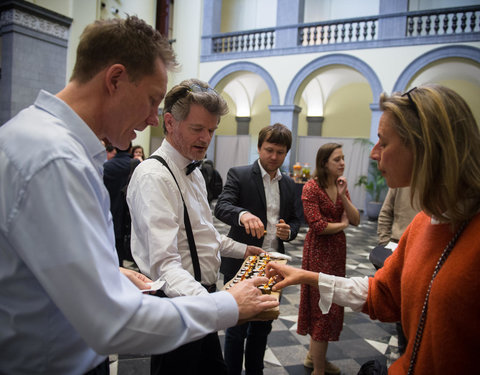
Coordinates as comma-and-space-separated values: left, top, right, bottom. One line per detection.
127, 140, 246, 297
0, 91, 239, 374
258, 160, 282, 251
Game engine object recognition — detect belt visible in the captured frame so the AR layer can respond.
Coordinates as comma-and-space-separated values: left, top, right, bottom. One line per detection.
154, 284, 216, 298
202, 284, 217, 293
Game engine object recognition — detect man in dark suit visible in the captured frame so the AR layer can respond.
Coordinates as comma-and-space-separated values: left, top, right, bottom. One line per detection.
103, 142, 138, 266
215, 123, 302, 375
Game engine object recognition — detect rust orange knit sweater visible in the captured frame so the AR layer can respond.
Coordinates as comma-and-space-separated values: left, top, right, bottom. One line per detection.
363, 211, 480, 374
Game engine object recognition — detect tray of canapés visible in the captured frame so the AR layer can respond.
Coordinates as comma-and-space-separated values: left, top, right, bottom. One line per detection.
224, 253, 288, 321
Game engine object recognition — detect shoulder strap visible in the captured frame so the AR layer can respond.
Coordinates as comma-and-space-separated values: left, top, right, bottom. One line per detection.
148, 155, 202, 282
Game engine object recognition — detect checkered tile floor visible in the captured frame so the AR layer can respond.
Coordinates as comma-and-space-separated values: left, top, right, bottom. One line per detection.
115, 213, 401, 375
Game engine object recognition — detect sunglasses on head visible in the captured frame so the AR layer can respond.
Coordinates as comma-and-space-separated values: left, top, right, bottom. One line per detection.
165, 84, 218, 113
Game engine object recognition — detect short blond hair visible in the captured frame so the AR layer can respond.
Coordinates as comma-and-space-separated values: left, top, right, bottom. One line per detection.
71, 16, 177, 83
380, 84, 480, 225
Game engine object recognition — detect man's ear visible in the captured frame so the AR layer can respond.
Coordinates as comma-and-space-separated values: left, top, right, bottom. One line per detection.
164, 112, 175, 133
105, 64, 127, 95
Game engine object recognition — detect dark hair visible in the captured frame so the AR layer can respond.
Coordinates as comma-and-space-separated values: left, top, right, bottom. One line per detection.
71, 15, 177, 83
162, 78, 228, 134
131, 145, 145, 157
114, 142, 132, 153
257, 123, 292, 151
313, 143, 343, 189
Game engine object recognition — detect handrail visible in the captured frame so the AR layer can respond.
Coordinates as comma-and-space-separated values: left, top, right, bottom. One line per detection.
204, 5, 480, 55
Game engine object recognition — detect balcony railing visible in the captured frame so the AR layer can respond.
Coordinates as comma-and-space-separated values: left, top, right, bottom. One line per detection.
406, 7, 479, 37
300, 16, 378, 46
212, 28, 275, 53
202, 5, 480, 60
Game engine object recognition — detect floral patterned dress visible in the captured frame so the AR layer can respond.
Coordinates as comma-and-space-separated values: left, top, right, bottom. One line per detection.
297, 179, 349, 341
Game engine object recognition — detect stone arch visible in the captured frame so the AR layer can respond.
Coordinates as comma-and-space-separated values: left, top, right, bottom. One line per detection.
284, 54, 383, 106
393, 45, 480, 92
208, 61, 280, 106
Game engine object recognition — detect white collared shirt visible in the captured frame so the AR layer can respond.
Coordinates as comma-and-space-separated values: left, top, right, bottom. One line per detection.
257, 160, 282, 251
127, 140, 246, 296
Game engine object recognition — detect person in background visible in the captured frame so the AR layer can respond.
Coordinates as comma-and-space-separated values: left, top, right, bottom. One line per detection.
0, 16, 277, 375
265, 84, 480, 375
377, 187, 419, 246
131, 144, 145, 161
375, 186, 420, 355
299, 143, 360, 375
105, 141, 117, 160
127, 78, 269, 375
214, 123, 302, 375
104, 142, 134, 266
200, 158, 223, 204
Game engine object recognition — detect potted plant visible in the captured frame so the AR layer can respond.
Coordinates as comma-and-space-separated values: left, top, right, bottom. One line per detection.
355, 140, 388, 220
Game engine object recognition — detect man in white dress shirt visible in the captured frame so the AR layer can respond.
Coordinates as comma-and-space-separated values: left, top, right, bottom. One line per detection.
0, 17, 277, 375
127, 78, 266, 375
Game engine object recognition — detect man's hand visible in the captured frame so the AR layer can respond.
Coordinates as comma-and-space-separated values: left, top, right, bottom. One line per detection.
240, 212, 265, 239
119, 267, 153, 292
275, 219, 290, 241
227, 277, 279, 322
265, 262, 319, 291
244, 245, 265, 258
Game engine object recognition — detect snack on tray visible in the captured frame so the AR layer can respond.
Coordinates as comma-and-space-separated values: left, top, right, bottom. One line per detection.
223, 253, 287, 320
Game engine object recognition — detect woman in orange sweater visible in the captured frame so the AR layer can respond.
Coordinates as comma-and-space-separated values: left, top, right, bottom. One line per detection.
266, 84, 480, 374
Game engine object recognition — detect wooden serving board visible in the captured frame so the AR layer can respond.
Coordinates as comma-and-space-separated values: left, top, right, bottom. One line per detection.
223, 255, 287, 321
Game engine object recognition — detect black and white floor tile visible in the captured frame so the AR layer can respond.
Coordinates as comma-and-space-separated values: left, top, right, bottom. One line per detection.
115, 212, 401, 375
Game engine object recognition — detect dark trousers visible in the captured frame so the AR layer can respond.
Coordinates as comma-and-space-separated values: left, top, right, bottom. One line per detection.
84, 358, 109, 375
150, 331, 227, 375
223, 320, 273, 375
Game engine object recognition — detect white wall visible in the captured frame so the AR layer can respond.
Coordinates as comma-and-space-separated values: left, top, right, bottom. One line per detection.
304, 0, 380, 23
221, 0, 277, 32
409, 0, 480, 11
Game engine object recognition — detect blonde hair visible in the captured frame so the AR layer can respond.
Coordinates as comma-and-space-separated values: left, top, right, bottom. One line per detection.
71, 16, 177, 83
380, 84, 480, 224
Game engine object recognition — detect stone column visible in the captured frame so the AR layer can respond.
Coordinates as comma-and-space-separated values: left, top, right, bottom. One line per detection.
0, 0, 72, 125
269, 104, 302, 171
275, 0, 304, 49
369, 103, 382, 144
201, 0, 222, 56
307, 116, 324, 136
236, 116, 251, 135
378, 0, 408, 40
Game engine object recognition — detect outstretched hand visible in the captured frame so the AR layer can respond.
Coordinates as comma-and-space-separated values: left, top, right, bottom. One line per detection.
265, 262, 319, 291
227, 277, 279, 322
120, 267, 153, 292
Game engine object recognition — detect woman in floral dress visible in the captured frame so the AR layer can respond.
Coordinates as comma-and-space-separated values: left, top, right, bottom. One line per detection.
298, 143, 360, 375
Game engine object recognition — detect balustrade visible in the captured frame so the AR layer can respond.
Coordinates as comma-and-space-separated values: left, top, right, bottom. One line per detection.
206, 5, 479, 56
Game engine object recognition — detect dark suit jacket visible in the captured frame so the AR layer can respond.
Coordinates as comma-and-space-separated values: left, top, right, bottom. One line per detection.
214, 160, 302, 279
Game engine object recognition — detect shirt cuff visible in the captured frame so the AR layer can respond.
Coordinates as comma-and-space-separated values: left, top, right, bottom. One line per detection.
238, 211, 248, 226
212, 291, 239, 330
317, 273, 369, 314
317, 272, 335, 314
220, 234, 247, 259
